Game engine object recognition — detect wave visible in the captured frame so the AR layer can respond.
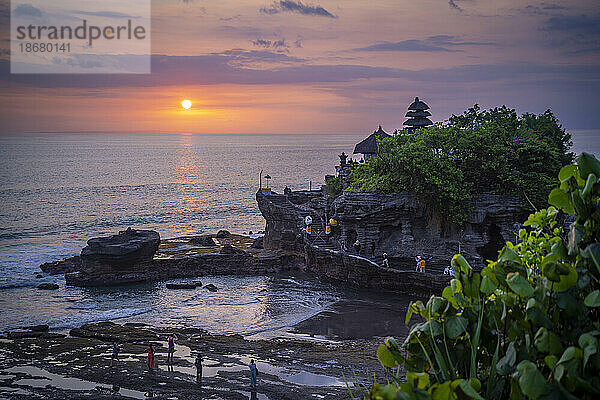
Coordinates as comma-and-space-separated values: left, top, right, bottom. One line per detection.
49, 307, 151, 330
0, 278, 58, 290
67, 303, 98, 310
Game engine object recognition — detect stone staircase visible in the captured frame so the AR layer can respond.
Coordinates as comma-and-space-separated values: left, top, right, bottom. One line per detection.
265, 193, 337, 251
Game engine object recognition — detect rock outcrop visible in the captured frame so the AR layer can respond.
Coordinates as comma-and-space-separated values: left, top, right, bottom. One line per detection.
329, 192, 526, 271
189, 236, 217, 246
65, 228, 160, 286
56, 227, 302, 287
257, 189, 526, 273
37, 283, 59, 290
40, 256, 81, 275
305, 246, 450, 296
216, 230, 231, 238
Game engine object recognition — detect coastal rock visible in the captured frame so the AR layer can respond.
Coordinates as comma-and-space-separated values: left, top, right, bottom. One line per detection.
251, 236, 264, 249
65, 228, 160, 287
257, 190, 526, 272
189, 236, 217, 246
37, 283, 59, 290
21, 324, 49, 332
70, 321, 158, 343
305, 246, 450, 296
40, 255, 81, 275
204, 283, 218, 292
219, 244, 247, 255
166, 282, 200, 289
216, 230, 231, 238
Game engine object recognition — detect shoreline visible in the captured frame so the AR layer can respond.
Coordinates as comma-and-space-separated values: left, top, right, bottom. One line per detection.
0, 320, 389, 399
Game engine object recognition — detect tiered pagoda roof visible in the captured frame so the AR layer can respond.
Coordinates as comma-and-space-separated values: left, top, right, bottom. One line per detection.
403, 97, 433, 128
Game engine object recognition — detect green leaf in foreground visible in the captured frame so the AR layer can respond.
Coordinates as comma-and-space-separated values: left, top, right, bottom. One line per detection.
516, 360, 549, 399
506, 272, 534, 297
584, 290, 600, 307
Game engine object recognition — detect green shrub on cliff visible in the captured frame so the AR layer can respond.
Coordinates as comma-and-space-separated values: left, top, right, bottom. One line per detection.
349, 105, 573, 225
361, 153, 600, 399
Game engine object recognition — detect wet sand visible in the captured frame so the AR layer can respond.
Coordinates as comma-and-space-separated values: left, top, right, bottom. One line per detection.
292, 297, 411, 340
0, 321, 392, 399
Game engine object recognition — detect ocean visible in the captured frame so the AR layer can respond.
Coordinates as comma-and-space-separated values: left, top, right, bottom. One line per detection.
0, 133, 367, 334
0, 132, 597, 334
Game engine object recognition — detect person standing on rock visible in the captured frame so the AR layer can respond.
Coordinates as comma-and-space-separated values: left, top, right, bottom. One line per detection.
415, 255, 421, 272
167, 334, 177, 364
110, 341, 120, 366
194, 353, 203, 383
419, 257, 426, 273
381, 253, 389, 268
249, 359, 258, 387
147, 344, 155, 371
353, 240, 361, 255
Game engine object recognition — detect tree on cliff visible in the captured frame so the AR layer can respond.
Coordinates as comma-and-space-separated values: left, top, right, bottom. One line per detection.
349, 105, 573, 225
361, 153, 600, 399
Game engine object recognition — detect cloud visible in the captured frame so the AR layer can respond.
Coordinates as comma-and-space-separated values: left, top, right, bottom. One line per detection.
542, 14, 600, 53
544, 14, 600, 34
2, 54, 598, 90
448, 0, 463, 12
219, 49, 303, 63
13, 3, 42, 17
355, 35, 494, 52
252, 38, 289, 51
356, 40, 457, 52
72, 10, 140, 19
540, 3, 567, 11
260, 1, 337, 18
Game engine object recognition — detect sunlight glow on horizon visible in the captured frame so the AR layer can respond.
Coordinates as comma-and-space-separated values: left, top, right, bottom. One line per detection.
181, 99, 192, 110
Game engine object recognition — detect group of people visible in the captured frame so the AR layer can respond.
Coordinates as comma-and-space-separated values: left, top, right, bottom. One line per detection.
379, 254, 430, 272
110, 335, 260, 388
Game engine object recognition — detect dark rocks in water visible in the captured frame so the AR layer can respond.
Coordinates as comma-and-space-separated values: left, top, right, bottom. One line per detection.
22, 324, 49, 332
251, 236, 264, 249
65, 228, 160, 287
7, 331, 64, 339
70, 321, 158, 343
166, 281, 202, 289
189, 236, 217, 246
204, 283, 218, 292
7, 324, 56, 339
37, 283, 59, 290
40, 255, 81, 275
35, 273, 42, 278
219, 244, 246, 255
216, 230, 231, 238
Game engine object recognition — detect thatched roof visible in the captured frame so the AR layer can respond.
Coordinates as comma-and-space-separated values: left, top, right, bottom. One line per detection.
404, 118, 433, 127
353, 125, 391, 155
405, 110, 431, 118
408, 97, 430, 111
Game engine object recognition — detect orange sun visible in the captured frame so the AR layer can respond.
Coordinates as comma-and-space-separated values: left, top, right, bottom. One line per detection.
181, 99, 192, 110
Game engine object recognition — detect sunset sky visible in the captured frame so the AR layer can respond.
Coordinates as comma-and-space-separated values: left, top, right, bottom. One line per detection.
0, 0, 599, 134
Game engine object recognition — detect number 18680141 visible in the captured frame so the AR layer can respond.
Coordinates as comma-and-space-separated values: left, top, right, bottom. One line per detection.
19, 42, 71, 53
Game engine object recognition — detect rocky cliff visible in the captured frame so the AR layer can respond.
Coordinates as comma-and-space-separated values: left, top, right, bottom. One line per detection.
257, 189, 526, 273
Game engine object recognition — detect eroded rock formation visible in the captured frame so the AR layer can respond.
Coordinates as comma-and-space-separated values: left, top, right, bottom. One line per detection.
65, 228, 160, 286
257, 189, 526, 273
